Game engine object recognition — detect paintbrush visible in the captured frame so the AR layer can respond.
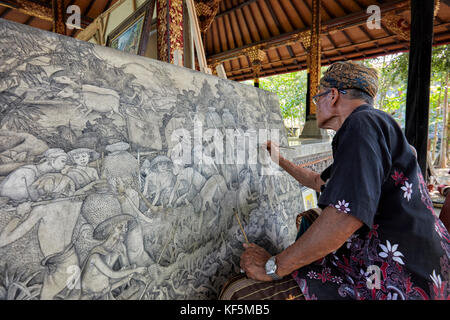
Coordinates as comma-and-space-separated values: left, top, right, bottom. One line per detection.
233, 208, 249, 244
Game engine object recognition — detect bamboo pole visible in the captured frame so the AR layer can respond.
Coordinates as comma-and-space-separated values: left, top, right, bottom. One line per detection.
185, 0, 211, 74
76, 0, 129, 42
233, 208, 249, 244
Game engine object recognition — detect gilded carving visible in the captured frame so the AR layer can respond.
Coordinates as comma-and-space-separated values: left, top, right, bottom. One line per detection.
157, 0, 184, 64
53, 0, 66, 35
16, 0, 52, 21
293, 30, 311, 51
383, 12, 410, 41
243, 46, 266, 77
308, 0, 321, 115
169, 0, 184, 64
194, 0, 220, 33
157, 0, 168, 62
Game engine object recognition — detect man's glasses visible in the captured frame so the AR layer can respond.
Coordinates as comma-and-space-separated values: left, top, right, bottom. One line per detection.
312, 89, 347, 105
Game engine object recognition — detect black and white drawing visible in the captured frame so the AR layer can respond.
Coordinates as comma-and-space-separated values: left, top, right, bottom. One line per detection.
0, 19, 304, 300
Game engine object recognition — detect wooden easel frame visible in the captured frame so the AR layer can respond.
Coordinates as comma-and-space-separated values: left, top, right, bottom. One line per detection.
185, 0, 211, 74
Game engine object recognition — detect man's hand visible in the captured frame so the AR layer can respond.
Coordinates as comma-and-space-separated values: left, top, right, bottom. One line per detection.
240, 243, 273, 282
263, 140, 281, 164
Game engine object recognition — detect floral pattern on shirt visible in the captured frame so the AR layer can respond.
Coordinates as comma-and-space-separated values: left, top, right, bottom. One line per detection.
334, 200, 351, 213
391, 170, 413, 201
391, 170, 408, 186
293, 222, 448, 300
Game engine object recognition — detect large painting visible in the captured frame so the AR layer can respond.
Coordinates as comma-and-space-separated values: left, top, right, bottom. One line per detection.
0, 19, 304, 300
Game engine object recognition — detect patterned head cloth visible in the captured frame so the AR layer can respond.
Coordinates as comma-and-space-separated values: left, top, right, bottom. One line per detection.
320, 61, 379, 98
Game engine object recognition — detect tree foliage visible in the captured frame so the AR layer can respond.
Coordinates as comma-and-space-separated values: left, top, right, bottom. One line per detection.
249, 44, 448, 144
251, 72, 307, 136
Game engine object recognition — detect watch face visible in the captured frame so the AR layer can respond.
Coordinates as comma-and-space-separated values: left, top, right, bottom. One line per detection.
265, 257, 276, 273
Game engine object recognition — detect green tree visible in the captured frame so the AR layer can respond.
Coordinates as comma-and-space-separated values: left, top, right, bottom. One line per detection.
258, 71, 307, 136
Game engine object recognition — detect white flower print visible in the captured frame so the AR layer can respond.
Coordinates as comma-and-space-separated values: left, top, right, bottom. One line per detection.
359, 269, 372, 283
345, 234, 358, 249
335, 200, 350, 213
429, 270, 442, 288
379, 240, 405, 265
400, 181, 413, 201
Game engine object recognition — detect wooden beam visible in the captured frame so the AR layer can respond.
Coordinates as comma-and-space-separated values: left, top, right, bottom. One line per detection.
23, 14, 33, 24
83, 0, 96, 17
238, 6, 255, 43
230, 34, 450, 81
215, 0, 258, 19
262, 0, 281, 36
207, 0, 410, 63
0, 7, 11, 17
225, 29, 450, 80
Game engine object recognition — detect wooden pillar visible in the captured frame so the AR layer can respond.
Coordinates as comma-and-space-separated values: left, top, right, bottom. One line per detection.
299, 0, 328, 140
157, 0, 184, 64
305, 62, 311, 117
52, 0, 66, 35
405, 0, 434, 176
254, 78, 260, 88
308, 0, 321, 115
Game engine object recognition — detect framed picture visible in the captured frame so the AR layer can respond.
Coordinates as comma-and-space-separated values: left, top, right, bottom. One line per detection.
302, 187, 318, 211
107, 0, 155, 56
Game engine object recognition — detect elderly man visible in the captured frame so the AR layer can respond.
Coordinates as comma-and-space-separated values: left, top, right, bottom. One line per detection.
220, 61, 450, 300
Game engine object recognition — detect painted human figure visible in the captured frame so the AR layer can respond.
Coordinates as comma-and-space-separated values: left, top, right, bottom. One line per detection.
101, 142, 154, 267
0, 148, 68, 202
141, 156, 176, 207
206, 106, 223, 129
80, 214, 148, 300
0, 173, 84, 300
221, 108, 236, 128
168, 166, 206, 207
63, 148, 100, 190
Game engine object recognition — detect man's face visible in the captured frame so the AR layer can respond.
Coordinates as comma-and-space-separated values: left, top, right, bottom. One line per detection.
157, 161, 171, 173
314, 87, 333, 128
72, 152, 89, 166
51, 155, 68, 171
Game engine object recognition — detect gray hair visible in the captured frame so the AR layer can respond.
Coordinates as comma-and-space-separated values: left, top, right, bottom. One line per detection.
345, 88, 374, 105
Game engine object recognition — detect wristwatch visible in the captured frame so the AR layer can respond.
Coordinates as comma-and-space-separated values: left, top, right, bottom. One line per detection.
265, 256, 282, 280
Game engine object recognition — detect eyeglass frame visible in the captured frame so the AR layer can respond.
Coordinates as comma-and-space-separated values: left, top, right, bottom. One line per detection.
312, 89, 347, 105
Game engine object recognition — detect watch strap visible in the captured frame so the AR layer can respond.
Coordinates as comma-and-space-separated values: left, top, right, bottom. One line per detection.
269, 272, 282, 281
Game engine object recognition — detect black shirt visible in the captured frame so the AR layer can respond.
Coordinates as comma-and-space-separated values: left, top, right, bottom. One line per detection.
292, 104, 450, 300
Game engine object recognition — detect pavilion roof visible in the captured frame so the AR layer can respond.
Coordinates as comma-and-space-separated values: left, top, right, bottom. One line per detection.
0, 0, 449, 81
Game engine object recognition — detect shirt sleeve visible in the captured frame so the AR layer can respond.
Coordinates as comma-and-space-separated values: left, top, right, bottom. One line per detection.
319, 165, 332, 192
318, 114, 391, 229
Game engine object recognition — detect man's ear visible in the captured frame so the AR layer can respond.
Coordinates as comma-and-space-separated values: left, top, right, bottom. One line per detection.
330, 88, 339, 105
